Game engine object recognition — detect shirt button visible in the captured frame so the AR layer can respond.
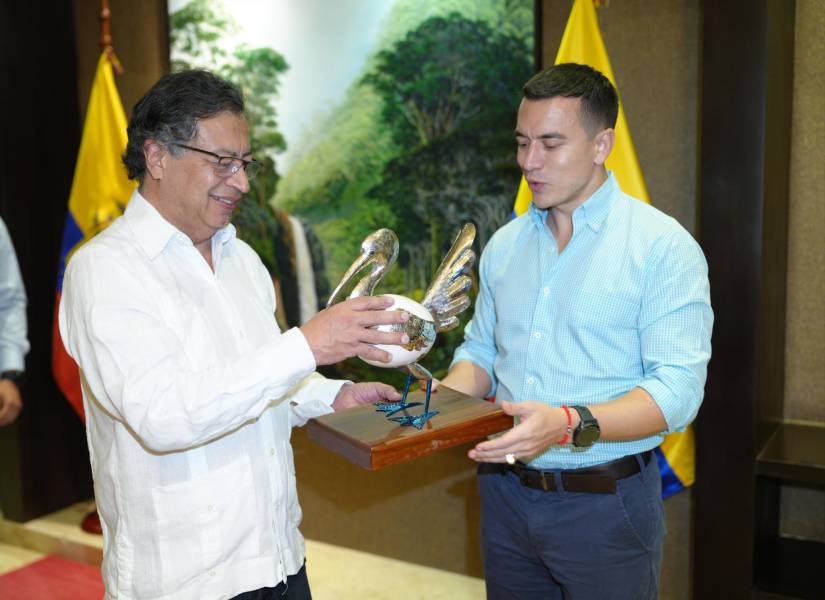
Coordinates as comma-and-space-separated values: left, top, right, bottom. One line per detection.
207, 504, 214, 512
270, 448, 275, 456
533, 331, 542, 339
527, 377, 535, 385
543, 287, 550, 296
209, 570, 216, 577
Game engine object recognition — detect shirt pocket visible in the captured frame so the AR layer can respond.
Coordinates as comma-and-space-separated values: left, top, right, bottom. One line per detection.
565, 290, 641, 375
151, 454, 258, 592
568, 289, 639, 329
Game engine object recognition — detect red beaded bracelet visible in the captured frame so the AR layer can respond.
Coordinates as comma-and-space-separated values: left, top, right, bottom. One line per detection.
560, 404, 573, 445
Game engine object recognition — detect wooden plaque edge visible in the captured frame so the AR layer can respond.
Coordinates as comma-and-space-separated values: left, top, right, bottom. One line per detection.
306, 393, 513, 470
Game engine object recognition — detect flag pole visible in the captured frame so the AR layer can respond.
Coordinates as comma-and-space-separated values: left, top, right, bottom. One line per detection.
100, 0, 124, 75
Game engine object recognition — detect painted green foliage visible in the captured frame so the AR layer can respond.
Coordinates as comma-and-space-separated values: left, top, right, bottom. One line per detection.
275, 2, 532, 294
169, 0, 533, 383
296, 6, 531, 383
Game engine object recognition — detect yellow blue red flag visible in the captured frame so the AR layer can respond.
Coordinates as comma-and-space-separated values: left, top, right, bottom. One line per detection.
513, 0, 694, 497
53, 52, 135, 420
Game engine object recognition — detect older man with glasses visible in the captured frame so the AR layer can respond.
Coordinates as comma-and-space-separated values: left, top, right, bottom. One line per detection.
59, 69, 410, 600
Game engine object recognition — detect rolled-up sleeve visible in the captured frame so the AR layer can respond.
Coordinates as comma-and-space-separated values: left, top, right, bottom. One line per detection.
637, 231, 713, 432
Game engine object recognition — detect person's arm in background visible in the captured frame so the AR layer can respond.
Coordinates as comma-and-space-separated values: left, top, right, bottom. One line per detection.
0, 217, 29, 426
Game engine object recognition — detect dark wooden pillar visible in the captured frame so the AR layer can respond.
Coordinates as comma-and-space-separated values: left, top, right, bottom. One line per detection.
0, 2, 94, 520
695, 0, 795, 597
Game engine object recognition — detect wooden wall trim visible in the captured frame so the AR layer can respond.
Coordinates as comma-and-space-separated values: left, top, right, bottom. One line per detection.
695, 0, 795, 596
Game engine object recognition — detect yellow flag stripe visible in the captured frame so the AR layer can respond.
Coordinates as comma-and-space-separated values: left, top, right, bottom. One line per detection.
657, 428, 695, 486
67, 52, 135, 236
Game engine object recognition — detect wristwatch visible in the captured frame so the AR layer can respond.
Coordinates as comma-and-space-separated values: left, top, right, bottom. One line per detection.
571, 405, 600, 448
1, 370, 25, 386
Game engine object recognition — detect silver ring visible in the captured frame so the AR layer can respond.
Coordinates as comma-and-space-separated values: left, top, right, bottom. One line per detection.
505, 453, 516, 465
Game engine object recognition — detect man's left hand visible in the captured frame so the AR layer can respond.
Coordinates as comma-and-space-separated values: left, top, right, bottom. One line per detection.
332, 382, 401, 411
468, 400, 574, 463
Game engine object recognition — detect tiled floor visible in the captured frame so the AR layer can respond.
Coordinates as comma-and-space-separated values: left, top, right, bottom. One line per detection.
0, 542, 42, 575
0, 502, 485, 599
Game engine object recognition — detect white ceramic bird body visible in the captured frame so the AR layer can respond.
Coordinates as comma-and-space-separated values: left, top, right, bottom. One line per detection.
327, 225, 476, 428
360, 294, 436, 369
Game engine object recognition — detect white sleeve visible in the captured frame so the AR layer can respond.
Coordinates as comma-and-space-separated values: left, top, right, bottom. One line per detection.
59, 248, 318, 453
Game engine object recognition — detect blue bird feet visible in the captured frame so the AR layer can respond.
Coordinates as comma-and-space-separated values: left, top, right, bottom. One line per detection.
374, 374, 437, 428
374, 401, 422, 417
389, 410, 440, 430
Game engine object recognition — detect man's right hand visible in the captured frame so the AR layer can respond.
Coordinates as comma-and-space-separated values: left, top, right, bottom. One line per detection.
0, 380, 22, 426
300, 295, 410, 366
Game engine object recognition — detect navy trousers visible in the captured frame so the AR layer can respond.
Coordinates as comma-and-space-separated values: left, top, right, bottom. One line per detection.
478, 454, 665, 599
231, 564, 312, 600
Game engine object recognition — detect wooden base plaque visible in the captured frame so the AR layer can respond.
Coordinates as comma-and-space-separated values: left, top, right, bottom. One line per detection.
306, 386, 513, 470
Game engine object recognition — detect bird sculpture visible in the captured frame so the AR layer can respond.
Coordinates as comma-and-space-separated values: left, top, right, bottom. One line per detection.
326, 224, 476, 429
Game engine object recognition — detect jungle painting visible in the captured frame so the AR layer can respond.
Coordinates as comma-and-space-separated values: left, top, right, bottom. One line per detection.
168, 0, 534, 383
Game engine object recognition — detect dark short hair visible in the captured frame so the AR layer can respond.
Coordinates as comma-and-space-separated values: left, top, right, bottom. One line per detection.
522, 63, 618, 136
123, 70, 245, 182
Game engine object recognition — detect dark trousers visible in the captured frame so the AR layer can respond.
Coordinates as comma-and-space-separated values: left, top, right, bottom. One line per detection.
478, 455, 665, 599
231, 564, 312, 600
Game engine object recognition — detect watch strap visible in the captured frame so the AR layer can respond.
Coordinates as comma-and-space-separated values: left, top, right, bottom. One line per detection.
571, 405, 600, 447
572, 405, 596, 428
1, 370, 25, 386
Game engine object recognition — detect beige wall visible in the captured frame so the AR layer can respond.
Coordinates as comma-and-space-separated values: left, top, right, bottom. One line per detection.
781, 0, 825, 543
785, 0, 825, 424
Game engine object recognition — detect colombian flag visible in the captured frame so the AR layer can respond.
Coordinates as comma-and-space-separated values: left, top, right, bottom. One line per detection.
514, 0, 694, 497
52, 52, 135, 420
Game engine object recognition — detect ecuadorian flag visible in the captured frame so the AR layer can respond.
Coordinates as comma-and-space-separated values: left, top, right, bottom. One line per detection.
514, 0, 694, 497
52, 52, 135, 420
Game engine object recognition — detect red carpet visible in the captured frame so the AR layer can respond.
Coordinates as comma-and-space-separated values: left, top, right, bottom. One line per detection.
0, 555, 104, 599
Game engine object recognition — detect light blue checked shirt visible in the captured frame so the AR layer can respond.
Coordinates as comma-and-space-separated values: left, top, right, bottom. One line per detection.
0, 216, 29, 373
453, 173, 713, 469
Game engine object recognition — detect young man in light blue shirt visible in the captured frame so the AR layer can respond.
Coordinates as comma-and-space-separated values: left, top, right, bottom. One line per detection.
441, 63, 713, 599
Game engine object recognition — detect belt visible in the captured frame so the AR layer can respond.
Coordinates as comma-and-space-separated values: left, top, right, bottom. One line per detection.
492, 450, 653, 494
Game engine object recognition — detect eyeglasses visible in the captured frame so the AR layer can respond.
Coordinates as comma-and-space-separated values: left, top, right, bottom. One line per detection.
168, 142, 261, 179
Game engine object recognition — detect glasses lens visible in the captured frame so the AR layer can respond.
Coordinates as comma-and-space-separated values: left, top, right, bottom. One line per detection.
213, 163, 234, 178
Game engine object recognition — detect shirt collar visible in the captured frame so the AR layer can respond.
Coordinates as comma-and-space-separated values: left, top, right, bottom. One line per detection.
526, 170, 618, 234
124, 189, 236, 260
575, 171, 618, 232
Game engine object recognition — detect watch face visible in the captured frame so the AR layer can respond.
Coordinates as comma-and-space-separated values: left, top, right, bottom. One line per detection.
575, 425, 601, 447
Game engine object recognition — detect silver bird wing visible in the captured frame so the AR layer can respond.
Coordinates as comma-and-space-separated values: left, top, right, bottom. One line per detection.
421, 223, 477, 333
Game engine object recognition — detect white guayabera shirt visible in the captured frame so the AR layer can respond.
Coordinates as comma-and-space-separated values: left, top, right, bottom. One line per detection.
59, 191, 344, 600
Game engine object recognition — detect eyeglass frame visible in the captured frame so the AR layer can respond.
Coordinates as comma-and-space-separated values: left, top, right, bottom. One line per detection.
167, 142, 261, 179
